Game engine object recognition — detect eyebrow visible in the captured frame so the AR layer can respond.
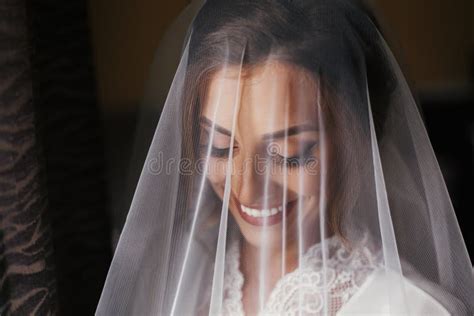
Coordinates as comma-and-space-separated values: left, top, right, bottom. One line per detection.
262, 124, 317, 140
200, 116, 232, 136
200, 116, 317, 139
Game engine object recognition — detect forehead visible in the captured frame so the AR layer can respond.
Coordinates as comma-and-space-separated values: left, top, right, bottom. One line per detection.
202, 61, 319, 135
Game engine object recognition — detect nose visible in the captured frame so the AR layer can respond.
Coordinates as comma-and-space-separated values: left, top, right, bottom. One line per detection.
232, 148, 283, 208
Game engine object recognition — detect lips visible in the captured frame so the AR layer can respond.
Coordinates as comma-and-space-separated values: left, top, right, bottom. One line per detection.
237, 200, 297, 226
241, 205, 283, 217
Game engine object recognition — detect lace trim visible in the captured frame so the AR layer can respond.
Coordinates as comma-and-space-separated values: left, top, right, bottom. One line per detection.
222, 236, 381, 315
222, 238, 245, 315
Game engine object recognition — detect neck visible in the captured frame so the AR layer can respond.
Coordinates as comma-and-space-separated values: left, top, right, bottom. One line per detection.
238, 228, 322, 313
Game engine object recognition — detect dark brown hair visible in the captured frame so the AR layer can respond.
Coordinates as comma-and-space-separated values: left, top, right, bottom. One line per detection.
178, 0, 396, 241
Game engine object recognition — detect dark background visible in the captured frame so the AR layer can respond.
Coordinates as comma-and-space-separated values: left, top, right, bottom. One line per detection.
88, 0, 474, 259
0, 0, 472, 315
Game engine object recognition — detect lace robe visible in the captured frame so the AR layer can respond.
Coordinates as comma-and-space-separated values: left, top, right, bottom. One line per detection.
221, 236, 381, 315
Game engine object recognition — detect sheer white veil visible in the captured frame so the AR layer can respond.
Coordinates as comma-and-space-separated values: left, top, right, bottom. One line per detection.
111, 0, 205, 248
97, 0, 474, 314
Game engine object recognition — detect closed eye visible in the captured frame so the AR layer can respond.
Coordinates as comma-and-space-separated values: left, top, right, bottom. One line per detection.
199, 143, 239, 158
276, 142, 318, 167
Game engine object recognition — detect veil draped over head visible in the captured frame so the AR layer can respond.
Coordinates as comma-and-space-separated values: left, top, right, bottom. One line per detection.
97, 0, 474, 315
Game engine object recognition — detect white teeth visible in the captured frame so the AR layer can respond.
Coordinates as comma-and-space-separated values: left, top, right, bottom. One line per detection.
241, 205, 284, 218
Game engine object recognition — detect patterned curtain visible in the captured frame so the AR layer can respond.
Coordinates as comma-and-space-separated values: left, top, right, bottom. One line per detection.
0, 0, 111, 314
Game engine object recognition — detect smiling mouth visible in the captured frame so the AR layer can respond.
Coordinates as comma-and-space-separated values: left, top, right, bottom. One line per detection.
237, 200, 298, 226
241, 205, 283, 217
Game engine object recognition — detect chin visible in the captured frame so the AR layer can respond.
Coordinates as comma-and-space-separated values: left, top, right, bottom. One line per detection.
238, 221, 286, 249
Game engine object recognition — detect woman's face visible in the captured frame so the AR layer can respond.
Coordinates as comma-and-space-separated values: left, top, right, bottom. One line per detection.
200, 61, 327, 249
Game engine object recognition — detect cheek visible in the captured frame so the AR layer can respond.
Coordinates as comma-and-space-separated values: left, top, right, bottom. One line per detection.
206, 158, 228, 197
285, 171, 320, 196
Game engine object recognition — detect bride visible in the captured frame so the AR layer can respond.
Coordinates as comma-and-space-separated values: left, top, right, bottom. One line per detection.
96, 0, 474, 315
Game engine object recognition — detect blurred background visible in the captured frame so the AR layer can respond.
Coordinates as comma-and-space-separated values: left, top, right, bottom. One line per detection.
0, 0, 472, 314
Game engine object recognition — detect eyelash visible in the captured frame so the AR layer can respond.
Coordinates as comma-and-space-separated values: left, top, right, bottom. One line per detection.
199, 142, 317, 168
199, 145, 235, 158
211, 147, 233, 157
276, 142, 318, 168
